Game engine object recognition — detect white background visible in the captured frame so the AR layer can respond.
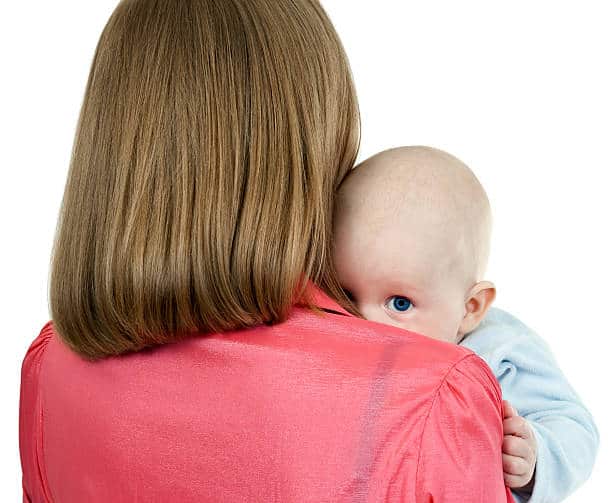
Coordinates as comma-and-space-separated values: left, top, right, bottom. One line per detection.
1, 1, 609, 500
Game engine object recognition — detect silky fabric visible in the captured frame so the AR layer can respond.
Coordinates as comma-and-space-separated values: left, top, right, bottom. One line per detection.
20, 283, 513, 502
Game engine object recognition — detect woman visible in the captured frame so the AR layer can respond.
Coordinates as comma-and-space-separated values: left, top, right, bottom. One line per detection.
19, 0, 513, 501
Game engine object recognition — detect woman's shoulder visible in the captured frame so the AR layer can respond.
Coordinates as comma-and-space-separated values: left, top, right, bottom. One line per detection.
291, 307, 499, 397
295, 284, 491, 386
322, 309, 477, 362
24, 312, 501, 413
21, 320, 55, 379
25, 314, 495, 392
21, 320, 88, 382
19, 321, 57, 500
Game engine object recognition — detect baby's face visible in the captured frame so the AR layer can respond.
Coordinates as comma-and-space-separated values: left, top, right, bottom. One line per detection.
333, 218, 469, 345
332, 146, 493, 344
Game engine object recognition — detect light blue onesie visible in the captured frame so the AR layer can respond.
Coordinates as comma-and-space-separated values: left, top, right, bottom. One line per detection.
461, 307, 599, 503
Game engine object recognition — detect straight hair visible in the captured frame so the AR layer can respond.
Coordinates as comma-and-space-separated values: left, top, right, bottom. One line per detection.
49, 0, 361, 360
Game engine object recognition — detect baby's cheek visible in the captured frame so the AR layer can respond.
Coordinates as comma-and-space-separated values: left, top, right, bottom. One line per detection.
426, 308, 465, 344
387, 315, 417, 333
396, 314, 445, 341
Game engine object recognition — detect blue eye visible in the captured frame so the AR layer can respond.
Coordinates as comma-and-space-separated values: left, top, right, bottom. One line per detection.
387, 296, 413, 313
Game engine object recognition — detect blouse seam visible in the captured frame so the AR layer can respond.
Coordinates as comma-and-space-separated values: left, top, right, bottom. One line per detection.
34, 322, 56, 503
413, 352, 481, 501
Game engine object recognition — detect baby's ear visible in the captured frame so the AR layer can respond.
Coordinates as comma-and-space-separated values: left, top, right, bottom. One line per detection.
459, 281, 496, 336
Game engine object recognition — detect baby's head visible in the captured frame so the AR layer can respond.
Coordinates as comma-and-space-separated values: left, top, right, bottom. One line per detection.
332, 146, 495, 344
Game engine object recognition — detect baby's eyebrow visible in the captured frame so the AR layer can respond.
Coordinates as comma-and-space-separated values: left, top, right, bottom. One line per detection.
389, 283, 423, 294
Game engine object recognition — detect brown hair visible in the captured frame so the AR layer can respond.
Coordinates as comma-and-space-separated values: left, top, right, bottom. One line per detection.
49, 0, 360, 360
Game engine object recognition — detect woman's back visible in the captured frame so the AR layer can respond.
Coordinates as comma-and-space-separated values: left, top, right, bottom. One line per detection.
20, 286, 512, 502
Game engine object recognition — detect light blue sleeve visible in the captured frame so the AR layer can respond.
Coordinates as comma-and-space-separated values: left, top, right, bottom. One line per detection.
460, 307, 599, 503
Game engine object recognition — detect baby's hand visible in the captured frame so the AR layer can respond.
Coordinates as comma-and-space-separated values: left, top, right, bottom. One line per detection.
502, 400, 537, 490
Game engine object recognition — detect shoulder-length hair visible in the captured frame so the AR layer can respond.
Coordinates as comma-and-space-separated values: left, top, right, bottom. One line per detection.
49, 0, 360, 360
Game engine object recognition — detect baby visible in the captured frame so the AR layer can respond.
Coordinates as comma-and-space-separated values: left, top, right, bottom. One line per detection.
332, 146, 598, 502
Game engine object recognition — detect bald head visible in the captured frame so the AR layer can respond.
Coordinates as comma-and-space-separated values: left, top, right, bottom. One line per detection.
334, 146, 492, 287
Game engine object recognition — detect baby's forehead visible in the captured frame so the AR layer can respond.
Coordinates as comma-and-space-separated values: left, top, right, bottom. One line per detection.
338, 147, 489, 229
334, 146, 492, 283
335, 224, 469, 304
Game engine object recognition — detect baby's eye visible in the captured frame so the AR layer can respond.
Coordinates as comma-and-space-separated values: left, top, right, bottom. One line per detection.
385, 295, 413, 313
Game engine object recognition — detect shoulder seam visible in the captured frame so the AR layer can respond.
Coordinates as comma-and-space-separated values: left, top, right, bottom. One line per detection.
412, 352, 483, 500
30, 321, 56, 502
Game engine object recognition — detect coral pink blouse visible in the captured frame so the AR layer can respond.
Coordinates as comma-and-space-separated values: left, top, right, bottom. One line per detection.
20, 283, 513, 502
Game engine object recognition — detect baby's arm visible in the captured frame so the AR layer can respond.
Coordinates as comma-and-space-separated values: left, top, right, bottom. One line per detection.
461, 307, 599, 503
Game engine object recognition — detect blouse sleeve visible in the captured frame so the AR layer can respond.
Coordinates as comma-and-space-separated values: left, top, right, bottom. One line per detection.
415, 354, 514, 502
19, 322, 54, 503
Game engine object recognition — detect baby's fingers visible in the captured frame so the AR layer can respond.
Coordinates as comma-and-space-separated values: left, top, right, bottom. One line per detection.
502, 453, 529, 475
503, 415, 534, 440
503, 435, 532, 459
502, 400, 517, 419
503, 453, 532, 488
